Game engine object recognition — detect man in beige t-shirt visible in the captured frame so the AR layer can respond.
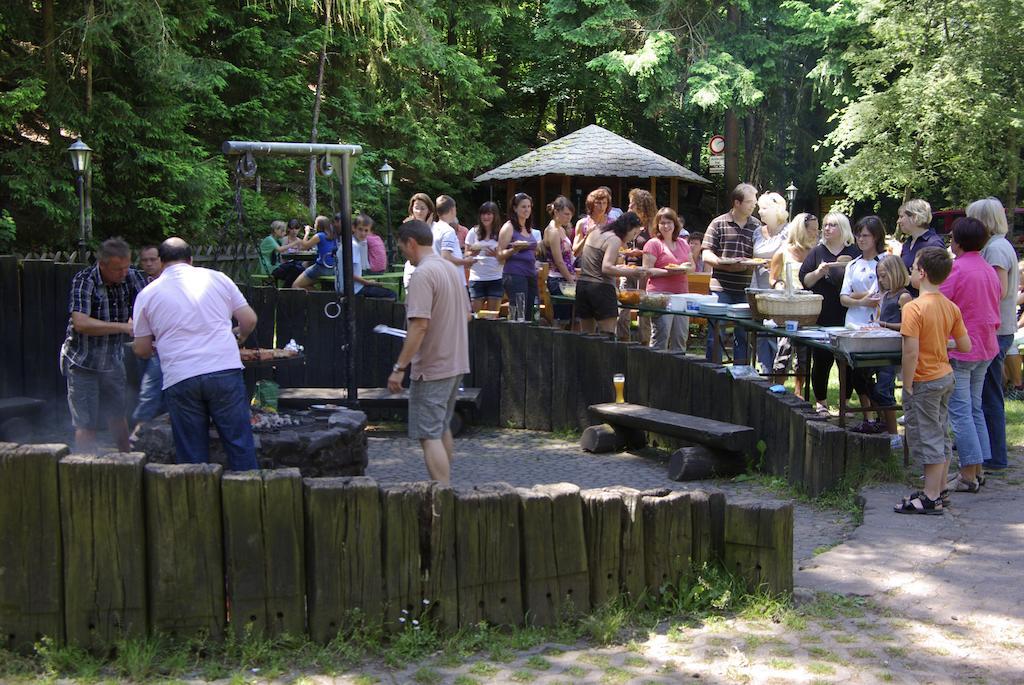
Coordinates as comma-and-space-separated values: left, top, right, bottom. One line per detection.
388, 219, 471, 484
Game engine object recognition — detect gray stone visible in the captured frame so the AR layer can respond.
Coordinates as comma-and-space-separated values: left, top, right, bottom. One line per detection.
133, 410, 367, 477
667, 446, 746, 481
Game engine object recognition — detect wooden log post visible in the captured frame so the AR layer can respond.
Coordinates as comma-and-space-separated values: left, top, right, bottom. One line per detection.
221, 469, 305, 639
688, 490, 726, 568
723, 501, 794, 595
469, 320, 502, 425
61, 453, 147, 649
145, 463, 225, 641
454, 483, 523, 627
609, 487, 645, 599
306, 292, 344, 389
248, 286, 277, 349
304, 477, 383, 643
20, 260, 57, 403
625, 344, 651, 407
580, 488, 623, 607
641, 490, 693, 592
517, 483, 590, 626
498, 322, 527, 429
524, 326, 554, 431
274, 288, 308, 387
0, 444, 67, 651
0, 256, 23, 396
379, 482, 458, 632
804, 421, 847, 497
646, 350, 681, 413
549, 329, 577, 432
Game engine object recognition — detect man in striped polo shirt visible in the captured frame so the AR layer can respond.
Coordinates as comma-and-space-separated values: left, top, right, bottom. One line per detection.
701, 183, 760, 365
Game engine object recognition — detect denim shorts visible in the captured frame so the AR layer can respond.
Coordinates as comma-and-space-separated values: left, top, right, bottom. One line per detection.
65, 362, 127, 429
468, 278, 503, 301
302, 261, 335, 281
408, 375, 462, 440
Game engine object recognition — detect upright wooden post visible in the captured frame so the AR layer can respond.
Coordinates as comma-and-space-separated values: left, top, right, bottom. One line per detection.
561, 175, 571, 198
304, 476, 383, 643
0, 444, 67, 651
145, 463, 225, 640
61, 453, 148, 649
221, 469, 306, 639
670, 178, 679, 211
649, 176, 657, 197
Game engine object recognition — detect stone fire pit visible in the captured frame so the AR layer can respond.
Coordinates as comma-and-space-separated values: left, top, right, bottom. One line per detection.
132, 407, 368, 476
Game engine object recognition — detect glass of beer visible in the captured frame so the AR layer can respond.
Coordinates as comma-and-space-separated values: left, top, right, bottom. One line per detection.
613, 373, 625, 403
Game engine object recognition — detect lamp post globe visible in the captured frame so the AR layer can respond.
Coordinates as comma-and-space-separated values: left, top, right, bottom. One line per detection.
67, 138, 93, 257
784, 182, 797, 212
378, 160, 395, 262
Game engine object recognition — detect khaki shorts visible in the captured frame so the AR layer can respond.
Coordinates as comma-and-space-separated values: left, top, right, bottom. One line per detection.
408, 375, 462, 440
904, 373, 954, 465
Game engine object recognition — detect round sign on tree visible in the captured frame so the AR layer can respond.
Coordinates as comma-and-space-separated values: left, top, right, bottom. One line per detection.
708, 135, 726, 155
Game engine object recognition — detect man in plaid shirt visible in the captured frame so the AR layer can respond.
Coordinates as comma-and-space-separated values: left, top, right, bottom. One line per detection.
60, 238, 148, 452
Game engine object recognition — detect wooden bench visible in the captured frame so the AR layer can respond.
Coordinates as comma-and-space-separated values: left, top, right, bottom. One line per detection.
588, 403, 754, 452
278, 387, 482, 435
587, 402, 756, 480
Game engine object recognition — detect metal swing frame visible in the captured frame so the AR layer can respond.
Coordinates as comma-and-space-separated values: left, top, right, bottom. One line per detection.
221, 140, 363, 405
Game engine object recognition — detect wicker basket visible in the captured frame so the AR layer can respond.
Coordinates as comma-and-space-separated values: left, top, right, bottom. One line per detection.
755, 292, 823, 327
745, 288, 774, 319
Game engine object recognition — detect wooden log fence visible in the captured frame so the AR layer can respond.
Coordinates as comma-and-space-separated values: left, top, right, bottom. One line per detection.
0, 443, 792, 651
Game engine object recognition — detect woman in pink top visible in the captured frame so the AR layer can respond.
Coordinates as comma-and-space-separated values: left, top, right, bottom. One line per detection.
642, 207, 692, 351
939, 217, 1001, 491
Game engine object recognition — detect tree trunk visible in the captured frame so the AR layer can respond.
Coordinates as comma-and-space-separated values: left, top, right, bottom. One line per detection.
42, 0, 56, 144
84, 0, 94, 245
447, 0, 456, 46
532, 92, 551, 145
1006, 127, 1020, 214
724, 4, 740, 193
309, 22, 328, 222
746, 111, 765, 189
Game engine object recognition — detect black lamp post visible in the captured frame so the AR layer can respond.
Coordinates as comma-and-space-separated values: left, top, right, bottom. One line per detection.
67, 138, 93, 258
785, 182, 798, 215
378, 160, 395, 261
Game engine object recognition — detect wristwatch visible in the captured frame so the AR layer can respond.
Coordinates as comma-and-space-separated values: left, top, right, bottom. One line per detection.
392, 363, 406, 373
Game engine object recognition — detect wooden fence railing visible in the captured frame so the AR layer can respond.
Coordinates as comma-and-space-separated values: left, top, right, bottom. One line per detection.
0, 444, 793, 652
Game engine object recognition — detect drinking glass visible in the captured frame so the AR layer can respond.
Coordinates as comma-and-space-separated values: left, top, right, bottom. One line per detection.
613, 373, 626, 403
513, 293, 526, 322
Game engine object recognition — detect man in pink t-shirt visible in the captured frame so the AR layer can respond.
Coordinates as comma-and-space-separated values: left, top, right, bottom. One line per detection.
132, 238, 259, 471
387, 220, 470, 484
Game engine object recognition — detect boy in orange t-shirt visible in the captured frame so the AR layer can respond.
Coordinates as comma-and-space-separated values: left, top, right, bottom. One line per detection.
896, 247, 971, 515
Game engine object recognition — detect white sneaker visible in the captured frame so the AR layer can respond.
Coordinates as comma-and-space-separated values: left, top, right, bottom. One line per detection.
897, 415, 906, 426
890, 434, 903, 451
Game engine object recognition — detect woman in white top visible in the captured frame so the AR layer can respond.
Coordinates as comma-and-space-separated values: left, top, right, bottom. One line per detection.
401, 193, 436, 288
769, 213, 820, 397
752, 191, 789, 372
840, 216, 884, 327
465, 201, 503, 312
840, 215, 887, 431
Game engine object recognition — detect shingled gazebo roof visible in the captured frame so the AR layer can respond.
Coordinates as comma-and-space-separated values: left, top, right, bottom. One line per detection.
474, 124, 710, 185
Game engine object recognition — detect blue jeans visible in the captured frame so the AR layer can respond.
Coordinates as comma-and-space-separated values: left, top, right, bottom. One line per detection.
503, 273, 537, 322
948, 358, 991, 467
705, 290, 748, 364
164, 369, 258, 471
132, 353, 166, 423
982, 334, 1013, 468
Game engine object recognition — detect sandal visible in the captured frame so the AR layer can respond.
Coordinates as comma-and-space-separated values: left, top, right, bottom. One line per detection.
894, 493, 944, 515
948, 476, 980, 493
903, 489, 950, 507
814, 403, 832, 418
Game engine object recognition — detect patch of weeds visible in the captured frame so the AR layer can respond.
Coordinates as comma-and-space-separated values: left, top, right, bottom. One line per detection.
800, 593, 867, 619
578, 652, 610, 667
878, 672, 894, 682
832, 633, 856, 644
782, 612, 807, 631
624, 639, 645, 653
35, 637, 103, 680
812, 543, 839, 556
510, 625, 547, 651
807, 662, 835, 675
769, 646, 795, 658
808, 646, 845, 664
624, 655, 647, 668
706, 636, 732, 646
884, 645, 907, 659
383, 621, 442, 668
411, 666, 443, 684
600, 665, 631, 684
542, 647, 565, 657
469, 662, 499, 676
0, 648, 40, 680
551, 427, 581, 441
453, 676, 479, 685
524, 655, 551, 670
800, 634, 823, 644
768, 658, 795, 669
509, 668, 536, 682
352, 676, 380, 685
851, 648, 876, 659
658, 661, 678, 673
564, 664, 586, 677
744, 633, 782, 650
580, 603, 629, 644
